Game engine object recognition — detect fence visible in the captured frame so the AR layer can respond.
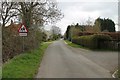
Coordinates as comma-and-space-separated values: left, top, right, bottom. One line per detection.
99, 40, 120, 50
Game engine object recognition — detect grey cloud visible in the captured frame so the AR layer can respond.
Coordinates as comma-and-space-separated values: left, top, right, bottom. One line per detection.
55, 1, 118, 34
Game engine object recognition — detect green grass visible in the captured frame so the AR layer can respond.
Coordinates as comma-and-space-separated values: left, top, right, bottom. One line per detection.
64, 40, 118, 51
64, 40, 89, 49
2, 42, 52, 78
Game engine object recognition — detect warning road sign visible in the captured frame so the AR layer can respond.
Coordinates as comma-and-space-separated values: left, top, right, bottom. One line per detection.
18, 24, 28, 33
18, 24, 28, 36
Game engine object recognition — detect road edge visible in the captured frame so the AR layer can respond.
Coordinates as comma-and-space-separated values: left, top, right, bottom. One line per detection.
64, 40, 118, 78
64, 41, 68, 44
112, 70, 118, 78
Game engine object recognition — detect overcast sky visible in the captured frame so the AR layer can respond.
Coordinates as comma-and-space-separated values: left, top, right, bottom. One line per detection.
45, 0, 118, 34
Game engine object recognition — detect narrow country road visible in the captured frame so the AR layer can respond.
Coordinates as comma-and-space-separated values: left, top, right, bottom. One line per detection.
36, 40, 118, 78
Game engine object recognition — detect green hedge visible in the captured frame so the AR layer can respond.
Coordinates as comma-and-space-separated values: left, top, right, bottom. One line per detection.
72, 34, 112, 49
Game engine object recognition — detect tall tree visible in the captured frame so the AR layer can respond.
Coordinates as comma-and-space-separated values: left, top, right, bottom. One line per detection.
94, 18, 102, 33
73, 23, 81, 36
19, 1, 63, 28
50, 26, 61, 40
1, 1, 63, 28
65, 25, 71, 40
0, 2, 19, 27
103, 18, 115, 32
86, 17, 93, 26
94, 17, 115, 32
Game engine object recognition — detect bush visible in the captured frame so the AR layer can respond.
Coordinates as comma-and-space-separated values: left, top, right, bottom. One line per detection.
78, 32, 120, 41
101, 32, 120, 40
72, 34, 112, 49
78, 32, 95, 36
2, 42, 51, 78
2, 24, 45, 63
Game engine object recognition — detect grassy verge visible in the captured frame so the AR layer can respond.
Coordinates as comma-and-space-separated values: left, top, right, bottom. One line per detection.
2, 42, 52, 78
64, 40, 89, 49
65, 40, 118, 51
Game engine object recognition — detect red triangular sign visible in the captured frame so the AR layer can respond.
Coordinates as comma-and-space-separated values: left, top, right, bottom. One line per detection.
18, 24, 28, 33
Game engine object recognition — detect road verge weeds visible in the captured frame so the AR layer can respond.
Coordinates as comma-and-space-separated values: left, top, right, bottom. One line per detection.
2, 42, 52, 78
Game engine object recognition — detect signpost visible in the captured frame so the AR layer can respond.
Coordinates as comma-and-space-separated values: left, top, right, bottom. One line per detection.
18, 24, 28, 36
18, 24, 28, 52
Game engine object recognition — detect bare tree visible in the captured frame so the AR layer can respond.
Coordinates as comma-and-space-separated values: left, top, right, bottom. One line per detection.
50, 25, 61, 40
19, 1, 63, 28
0, 1, 63, 28
0, 2, 19, 27
86, 17, 93, 26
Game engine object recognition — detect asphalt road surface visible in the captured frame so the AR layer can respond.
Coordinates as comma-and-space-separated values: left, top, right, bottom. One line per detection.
36, 40, 118, 78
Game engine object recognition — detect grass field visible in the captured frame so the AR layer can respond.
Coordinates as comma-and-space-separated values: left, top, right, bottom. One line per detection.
2, 42, 52, 78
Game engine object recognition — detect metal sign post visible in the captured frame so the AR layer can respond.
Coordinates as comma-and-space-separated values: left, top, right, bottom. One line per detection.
22, 36, 24, 52
18, 24, 28, 52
